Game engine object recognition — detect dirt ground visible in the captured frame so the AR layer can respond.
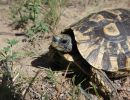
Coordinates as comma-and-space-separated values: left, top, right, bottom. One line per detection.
1, 0, 130, 100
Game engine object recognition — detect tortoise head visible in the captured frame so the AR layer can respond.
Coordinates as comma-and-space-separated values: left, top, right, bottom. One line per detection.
51, 34, 72, 53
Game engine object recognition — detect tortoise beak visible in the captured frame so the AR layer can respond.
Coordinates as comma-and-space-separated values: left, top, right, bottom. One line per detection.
51, 36, 60, 48
52, 36, 59, 42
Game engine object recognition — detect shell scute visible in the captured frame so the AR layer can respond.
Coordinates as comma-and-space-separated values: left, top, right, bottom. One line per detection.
71, 9, 130, 72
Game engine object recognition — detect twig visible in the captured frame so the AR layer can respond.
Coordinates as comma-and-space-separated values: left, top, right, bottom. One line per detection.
22, 70, 41, 99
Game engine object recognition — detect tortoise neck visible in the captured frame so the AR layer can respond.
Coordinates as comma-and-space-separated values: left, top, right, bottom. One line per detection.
69, 50, 91, 75
63, 28, 91, 75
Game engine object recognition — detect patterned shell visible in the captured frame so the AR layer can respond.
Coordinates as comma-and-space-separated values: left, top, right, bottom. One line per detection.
70, 8, 130, 72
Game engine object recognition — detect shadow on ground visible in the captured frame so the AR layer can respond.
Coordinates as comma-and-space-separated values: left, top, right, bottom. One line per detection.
31, 46, 89, 84
31, 46, 76, 71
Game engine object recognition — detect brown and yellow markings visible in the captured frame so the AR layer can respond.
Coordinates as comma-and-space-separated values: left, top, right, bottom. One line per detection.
100, 38, 105, 45
94, 39, 106, 69
109, 56, 118, 71
92, 39, 106, 69
125, 38, 130, 69
93, 46, 105, 69
117, 43, 124, 54
79, 44, 99, 61
107, 9, 122, 21
82, 27, 94, 34
126, 41, 130, 51
125, 57, 130, 70
89, 14, 105, 22
126, 37, 130, 50
73, 30, 90, 42
106, 41, 110, 49
103, 23, 120, 36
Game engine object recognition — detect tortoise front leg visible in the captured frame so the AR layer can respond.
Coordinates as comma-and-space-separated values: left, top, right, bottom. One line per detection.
91, 68, 121, 100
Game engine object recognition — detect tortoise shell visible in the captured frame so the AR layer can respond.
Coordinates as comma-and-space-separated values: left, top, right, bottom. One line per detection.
68, 8, 130, 72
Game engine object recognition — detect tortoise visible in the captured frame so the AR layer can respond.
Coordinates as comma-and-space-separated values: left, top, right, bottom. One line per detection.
51, 8, 130, 98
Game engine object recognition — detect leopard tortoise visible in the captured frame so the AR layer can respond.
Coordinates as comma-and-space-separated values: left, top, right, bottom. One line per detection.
51, 8, 130, 98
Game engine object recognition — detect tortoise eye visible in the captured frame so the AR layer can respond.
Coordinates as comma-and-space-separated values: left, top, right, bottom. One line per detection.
61, 40, 67, 43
